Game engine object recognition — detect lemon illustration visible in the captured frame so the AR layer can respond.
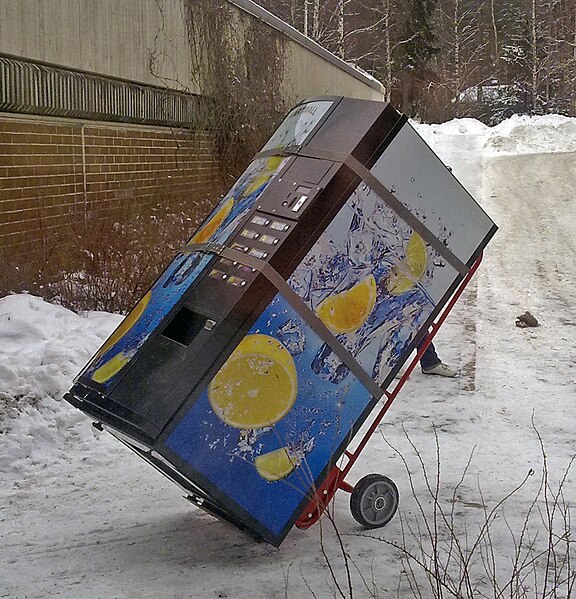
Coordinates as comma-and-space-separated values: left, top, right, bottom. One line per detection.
92, 351, 130, 384
208, 334, 297, 429
191, 198, 234, 243
316, 274, 377, 335
255, 446, 300, 481
242, 155, 283, 196
265, 155, 284, 171
95, 290, 151, 360
387, 232, 428, 295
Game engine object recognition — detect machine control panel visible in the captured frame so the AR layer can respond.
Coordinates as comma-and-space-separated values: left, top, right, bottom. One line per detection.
208, 213, 293, 287
254, 157, 336, 220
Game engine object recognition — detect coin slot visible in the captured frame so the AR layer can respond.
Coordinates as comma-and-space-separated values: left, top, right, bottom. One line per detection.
291, 195, 308, 212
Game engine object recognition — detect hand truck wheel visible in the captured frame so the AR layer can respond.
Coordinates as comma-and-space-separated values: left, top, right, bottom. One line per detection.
350, 474, 399, 529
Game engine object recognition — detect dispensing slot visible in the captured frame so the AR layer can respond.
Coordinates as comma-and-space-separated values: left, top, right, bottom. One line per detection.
162, 307, 209, 346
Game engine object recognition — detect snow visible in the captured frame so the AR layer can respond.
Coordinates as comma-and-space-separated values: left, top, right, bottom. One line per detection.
485, 114, 576, 155
2, 115, 576, 598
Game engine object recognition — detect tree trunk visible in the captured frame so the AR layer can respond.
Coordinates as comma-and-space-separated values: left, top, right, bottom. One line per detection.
336, 0, 345, 58
383, 0, 393, 100
312, 0, 320, 40
490, 0, 500, 78
531, 0, 538, 111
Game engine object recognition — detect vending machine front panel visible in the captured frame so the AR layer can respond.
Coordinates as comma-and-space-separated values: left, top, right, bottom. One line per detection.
160, 289, 375, 545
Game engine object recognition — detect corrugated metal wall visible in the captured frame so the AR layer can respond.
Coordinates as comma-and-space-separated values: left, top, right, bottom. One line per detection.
0, 0, 196, 93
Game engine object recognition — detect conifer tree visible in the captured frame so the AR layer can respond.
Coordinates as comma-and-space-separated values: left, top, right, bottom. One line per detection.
397, 0, 440, 70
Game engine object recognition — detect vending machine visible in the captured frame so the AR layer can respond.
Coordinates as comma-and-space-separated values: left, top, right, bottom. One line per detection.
65, 96, 497, 547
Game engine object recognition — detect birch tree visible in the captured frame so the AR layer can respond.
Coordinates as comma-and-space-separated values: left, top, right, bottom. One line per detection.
438, 0, 486, 103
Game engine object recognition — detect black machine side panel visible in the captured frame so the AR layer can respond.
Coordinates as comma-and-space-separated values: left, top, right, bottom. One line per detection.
307, 99, 406, 167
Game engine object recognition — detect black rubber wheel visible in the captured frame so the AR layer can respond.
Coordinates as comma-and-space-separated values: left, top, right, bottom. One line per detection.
350, 474, 399, 529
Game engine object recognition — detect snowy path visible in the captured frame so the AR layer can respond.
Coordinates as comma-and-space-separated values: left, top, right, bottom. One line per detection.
475, 152, 576, 475
2, 118, 576, 598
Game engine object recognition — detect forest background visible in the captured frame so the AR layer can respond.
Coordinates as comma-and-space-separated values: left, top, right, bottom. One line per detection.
252, 0, 576, 123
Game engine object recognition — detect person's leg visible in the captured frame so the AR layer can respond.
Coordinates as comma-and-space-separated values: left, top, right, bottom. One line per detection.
419, 340, 440, 370
419, 338, 457, 377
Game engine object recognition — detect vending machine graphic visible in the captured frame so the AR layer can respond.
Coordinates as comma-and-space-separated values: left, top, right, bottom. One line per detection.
65, 96, 497, 547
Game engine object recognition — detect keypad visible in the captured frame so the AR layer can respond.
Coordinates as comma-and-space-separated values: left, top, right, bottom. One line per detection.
207, 213, 291, 289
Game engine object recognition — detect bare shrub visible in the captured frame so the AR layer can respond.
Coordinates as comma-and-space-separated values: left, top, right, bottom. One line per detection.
353, 421, 576, 598
1, 193, 216, 314
0, 248, 45, 299
182, 0, 289, 178
45, 196, 216, 314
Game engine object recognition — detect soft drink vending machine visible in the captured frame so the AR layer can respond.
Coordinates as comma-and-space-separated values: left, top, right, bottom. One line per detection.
65, 96, 497, 547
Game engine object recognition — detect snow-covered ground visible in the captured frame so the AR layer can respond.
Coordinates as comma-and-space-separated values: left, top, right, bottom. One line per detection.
1, 114, 575, 598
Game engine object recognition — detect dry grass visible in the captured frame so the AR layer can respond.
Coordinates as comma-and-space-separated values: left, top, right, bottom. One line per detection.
1, 194, 216, 314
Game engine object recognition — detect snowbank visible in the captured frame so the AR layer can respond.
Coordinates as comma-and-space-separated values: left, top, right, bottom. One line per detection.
0, 294, 120, 475
416, 113, 576, 156
486, 113, 576, 155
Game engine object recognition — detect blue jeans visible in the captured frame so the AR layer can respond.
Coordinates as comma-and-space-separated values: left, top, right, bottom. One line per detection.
418, 340, 441, 370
